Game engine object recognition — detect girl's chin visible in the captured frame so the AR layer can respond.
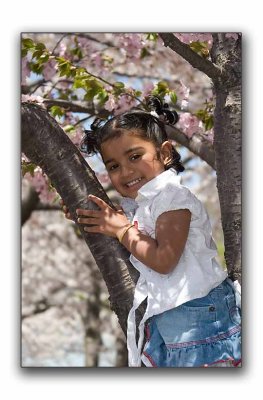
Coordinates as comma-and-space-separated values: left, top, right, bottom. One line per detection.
121, 179, 145, 197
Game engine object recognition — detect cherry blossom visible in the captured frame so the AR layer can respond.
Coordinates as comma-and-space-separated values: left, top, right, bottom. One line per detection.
42, 59, 57, 81
177, 112, 201, 138
21, 57, 31, 85
25, 169, 57, 204
117, 33, 144, 60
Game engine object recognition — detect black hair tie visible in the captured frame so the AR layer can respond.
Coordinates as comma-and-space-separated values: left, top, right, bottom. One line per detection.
80, 117, 105, 154
146, 95, 179, 125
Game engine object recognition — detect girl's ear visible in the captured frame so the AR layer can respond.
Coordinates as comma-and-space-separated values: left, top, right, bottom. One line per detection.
160, 141, 173, 165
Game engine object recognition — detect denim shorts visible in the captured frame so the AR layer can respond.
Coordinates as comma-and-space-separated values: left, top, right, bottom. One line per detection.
142, 279, 241, 367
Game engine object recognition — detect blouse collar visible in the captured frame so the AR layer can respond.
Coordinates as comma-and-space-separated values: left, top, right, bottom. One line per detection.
119, 168, 181, 213
135, 168, 181, 203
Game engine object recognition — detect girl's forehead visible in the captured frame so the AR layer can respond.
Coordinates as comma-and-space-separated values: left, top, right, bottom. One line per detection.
102, 131, 151, 149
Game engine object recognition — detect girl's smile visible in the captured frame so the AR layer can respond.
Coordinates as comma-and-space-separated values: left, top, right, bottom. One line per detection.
100, 132, 172, 199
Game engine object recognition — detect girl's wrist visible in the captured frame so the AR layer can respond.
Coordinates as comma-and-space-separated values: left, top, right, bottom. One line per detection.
116, 224, 135, 243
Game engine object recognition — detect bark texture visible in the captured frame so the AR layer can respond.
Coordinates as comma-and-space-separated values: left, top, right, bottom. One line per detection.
211, 34, 242, 283
159, 33, 242, 285
21, 102, 140, 334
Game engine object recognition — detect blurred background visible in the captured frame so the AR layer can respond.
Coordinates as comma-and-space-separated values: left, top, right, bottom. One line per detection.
21, 33, 225, 367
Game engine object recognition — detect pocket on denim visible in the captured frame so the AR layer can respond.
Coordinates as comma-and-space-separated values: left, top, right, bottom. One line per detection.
180, 303, 217, 324
226, 294, 241, 326
155, 303, 217, 346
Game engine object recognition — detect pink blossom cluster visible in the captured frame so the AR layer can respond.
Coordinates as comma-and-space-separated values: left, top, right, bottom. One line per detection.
117, 34, 144, 60
177, 112, 201, 138
104, 91, 137, 115
21, 57, 31, 85
142, 82, 154, 98
225, 33, 239, 40
178, 80, 190, 110
25, 168, 57, 204
69, 126, 83, 147
204, 128, 214, 143
42, 59, 57, 81
175, 33, 213, 48
104, 93, 116, 112
21, 94, 45, 105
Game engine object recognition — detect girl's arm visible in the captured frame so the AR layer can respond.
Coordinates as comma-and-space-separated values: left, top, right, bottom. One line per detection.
76, 195, 191, 275
121, 209, 191, 274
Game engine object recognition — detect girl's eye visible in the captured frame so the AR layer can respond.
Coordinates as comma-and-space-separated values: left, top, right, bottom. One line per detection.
108, 164, 119, 171
130, 154, 141, 161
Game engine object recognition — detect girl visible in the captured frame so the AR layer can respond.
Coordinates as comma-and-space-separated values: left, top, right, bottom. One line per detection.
64, 97, 241, 367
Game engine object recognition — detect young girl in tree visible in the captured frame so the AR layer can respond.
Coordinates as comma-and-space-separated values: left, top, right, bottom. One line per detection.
63, 96, 241, 367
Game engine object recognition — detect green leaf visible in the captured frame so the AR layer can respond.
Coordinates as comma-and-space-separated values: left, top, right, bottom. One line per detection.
58, 62, 72, 78
134, 90, 142, 97
189, 41, 209, 58
152, 81, 169, 98
35, 42, 46, 51
170, 91, 177, 105
21, 49, 28, 58
71, 47, 83, 59
195, 109, 206, 119
95, 89, 109, 106
50, 105, 64, 118
29, 61, 43, 75
146, 33, 158, 41
84, 88, 98, 101
204, 116, 214, 130
140, 47, 151, 59
32, 49, 43, 60
38, 53, 49, 64
64, 124, 75, 133
195, 108, 214, 130
22, 38, 35, 49
114, 82, 125, 89
21, 161, 37, 177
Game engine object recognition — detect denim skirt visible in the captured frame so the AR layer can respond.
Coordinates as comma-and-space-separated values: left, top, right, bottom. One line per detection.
142, 279, 241, 367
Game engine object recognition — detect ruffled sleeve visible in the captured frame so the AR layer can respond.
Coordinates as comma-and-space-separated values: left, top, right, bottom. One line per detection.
150, 185, 201, 224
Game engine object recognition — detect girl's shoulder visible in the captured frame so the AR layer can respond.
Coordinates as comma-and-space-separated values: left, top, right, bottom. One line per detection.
150, 183, 203, 222
153, 181, 200, 203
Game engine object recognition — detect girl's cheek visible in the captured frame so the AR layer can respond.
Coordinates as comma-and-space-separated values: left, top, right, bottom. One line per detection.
109, 174, 118, 187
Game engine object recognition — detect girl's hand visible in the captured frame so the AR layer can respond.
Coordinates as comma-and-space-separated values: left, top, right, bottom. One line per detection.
60, 199, 73, 221
76, 195, 130, 238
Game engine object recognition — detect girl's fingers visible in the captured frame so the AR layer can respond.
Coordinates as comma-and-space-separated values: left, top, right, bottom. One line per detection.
76, 209, 100, 217
84, 226, 101, 233
77, 217, 99, 224
88, 194, 108, 209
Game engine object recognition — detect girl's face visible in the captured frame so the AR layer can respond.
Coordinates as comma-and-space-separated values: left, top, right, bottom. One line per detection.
100, 132, 173, 199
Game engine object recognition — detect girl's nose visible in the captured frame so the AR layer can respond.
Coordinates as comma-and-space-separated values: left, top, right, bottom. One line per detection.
121, 164, 135, 177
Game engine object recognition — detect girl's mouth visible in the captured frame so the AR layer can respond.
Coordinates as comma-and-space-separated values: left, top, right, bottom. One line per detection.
125, 177, 143, 188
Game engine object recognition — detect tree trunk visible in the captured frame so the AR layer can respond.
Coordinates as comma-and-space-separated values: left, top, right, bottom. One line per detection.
21, 102, 141, 334
211, 34, 242, 283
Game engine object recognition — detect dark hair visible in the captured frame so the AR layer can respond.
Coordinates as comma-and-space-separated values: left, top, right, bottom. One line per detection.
80, 96, 184, 173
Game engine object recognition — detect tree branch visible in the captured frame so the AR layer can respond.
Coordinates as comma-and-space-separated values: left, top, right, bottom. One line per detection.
159, 33, 221, 81
21, 184, 40, 225
21, 102, 141, 334
43, 99, 215, 168
166, 126, 215, 170
42, 99, 98, 115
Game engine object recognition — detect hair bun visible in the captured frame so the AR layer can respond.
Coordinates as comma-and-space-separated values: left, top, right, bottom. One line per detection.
146, 95, 178, 125
80, 117, 105, 154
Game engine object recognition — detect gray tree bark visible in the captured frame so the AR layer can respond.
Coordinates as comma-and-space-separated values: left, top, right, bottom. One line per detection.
21, 102, 141, 334
160, 33, 241, 284
211, 33, 242, 283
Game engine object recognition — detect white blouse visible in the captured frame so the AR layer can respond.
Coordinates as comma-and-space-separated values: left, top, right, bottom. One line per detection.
120, 168, 228, 367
